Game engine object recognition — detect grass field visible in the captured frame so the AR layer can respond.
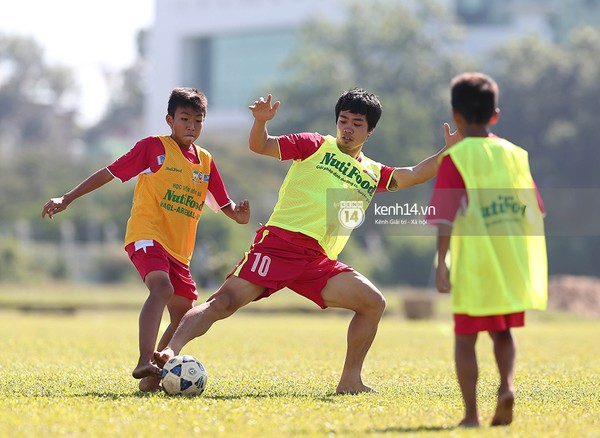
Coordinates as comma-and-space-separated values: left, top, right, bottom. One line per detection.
1, 284, 599, 437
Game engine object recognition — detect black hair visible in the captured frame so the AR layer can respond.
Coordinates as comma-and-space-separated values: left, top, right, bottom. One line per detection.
167, 87, 208, 117
335, 88, 382, 131
451, 72, 498, 124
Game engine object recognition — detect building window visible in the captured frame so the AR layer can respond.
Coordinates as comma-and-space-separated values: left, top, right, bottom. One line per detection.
181, 29, 296, 110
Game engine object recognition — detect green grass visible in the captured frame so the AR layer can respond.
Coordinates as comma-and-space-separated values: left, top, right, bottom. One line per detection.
1, 285, 599, 437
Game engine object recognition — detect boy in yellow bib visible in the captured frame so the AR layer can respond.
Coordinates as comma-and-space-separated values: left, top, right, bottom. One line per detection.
156, 88, 461, 394
42, 88, 250, 391
427, 73, 547, 427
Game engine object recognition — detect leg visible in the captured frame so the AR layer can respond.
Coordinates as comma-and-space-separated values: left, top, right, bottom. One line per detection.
455, 333, 480, 427
133, 270, 173, 379
155, 275, 265, 365
139, 294, 193, 392
321, 271, 386, 394
158, 294, 194, 351
489, 329, 516, 426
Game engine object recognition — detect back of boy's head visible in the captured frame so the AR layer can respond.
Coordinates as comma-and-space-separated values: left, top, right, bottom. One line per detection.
335, 88, 382, 131
167, 87, 208, 117
451, 73, 498, 124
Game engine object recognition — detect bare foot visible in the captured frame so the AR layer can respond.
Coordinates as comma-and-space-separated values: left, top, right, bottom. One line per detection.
154, 348, 175, 368
132, 361, 162, 379
139, 376, 162, 393
491, 390, 514, 426
335, 383, 376, 394
458, 417, 480, 428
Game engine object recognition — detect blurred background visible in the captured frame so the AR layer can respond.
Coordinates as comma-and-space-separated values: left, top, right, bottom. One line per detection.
1, 0, 599, 290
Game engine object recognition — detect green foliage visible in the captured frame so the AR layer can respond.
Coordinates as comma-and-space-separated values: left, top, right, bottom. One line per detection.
266, 1, 465, 285
486, 27, 600, 274
0, 238, 29, 282
3, 5, 600, 285
89, 246, 139, 283
490, 28, 600, 188
272, 0, 463, 165
0, 292, 598, 437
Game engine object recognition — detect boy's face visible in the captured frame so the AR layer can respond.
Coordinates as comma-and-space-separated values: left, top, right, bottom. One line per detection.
335, 110, 373, 153
166, 106, 205, 148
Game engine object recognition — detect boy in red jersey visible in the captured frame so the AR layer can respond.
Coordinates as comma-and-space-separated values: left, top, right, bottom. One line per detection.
427, 73, 547, 426
156, 89, 461, 394
42, 88, 250, 391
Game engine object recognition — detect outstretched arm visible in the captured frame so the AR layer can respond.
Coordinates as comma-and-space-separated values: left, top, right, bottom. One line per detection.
248, 94, 281, 158
221, 199, 250, 224
42, 168, 114, 219
388, 123, 462, 191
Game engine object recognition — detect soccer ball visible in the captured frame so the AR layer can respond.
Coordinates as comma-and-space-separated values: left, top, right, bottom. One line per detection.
161, 355, 208, 396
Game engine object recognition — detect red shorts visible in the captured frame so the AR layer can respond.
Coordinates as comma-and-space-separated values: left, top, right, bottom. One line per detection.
229, 227, 354, 309
454, 312, 525, 335
125, 240, 198, 300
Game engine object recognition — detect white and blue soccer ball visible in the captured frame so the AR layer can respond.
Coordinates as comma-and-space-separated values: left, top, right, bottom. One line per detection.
161, 355, 208, 396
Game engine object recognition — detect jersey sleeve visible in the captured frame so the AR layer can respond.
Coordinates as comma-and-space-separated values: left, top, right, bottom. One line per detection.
376, 164, 396, 193
277, 132, 324, 161
106, 136, 164, 182
206, 159, 232, 211
532, 180, 545, 215
427, 155, 466, 225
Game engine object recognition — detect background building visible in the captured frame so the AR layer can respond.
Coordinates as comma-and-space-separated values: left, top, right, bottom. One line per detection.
144, 0, 594, 137
145, 0, 340, 135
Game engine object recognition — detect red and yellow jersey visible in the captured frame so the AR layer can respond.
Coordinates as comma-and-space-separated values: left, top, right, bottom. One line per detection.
107, 135, 232, 209
123, 136, 212, 265
267, 133, 393, 260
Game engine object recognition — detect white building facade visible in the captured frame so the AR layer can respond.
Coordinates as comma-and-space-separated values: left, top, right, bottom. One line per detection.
145, 0, 563, 136
145, 0, 341, 136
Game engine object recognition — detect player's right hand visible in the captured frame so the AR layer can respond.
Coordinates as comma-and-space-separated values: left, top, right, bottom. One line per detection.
435, 262, 451, 293
42, 196, 67, 219
248, 94, 280, 122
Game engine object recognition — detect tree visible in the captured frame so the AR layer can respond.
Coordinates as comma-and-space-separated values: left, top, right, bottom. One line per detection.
84, 29, 147, 148
0, 35, 77, 154
0, 35, 82, 231
489, 26, 600, 276
266, 2, 600, 284
490, 27, 600, 188
268, 0, 468, 285
272, 0, 470, 165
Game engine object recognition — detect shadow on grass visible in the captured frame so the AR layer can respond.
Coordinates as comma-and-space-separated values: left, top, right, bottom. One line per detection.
372, 425, 455, 433
176, 391, 342, 401
77, 388, 380, 401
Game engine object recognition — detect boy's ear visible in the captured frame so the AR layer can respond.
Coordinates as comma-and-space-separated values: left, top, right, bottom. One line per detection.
489, 108, 500, 126
166, 114, 174, 128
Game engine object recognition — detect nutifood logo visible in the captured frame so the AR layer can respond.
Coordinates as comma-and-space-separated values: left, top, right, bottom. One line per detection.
319, 152, 377, 195
161, 188, 204, 219
481, 194, 527, 228
481, 195, 527, 219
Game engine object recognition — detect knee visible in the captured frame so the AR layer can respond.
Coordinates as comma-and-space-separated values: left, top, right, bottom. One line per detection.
146, 274, 174, 301
490, 329, 513, 343
375, 292, 387, 314
207, 291, 238, 318
365, 289, 386, 317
